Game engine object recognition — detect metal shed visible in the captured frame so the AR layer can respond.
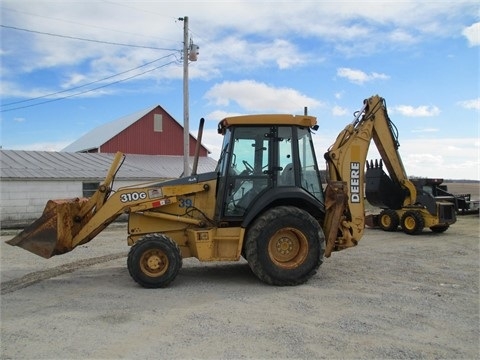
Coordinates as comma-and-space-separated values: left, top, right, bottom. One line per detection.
0, 150, 217, 228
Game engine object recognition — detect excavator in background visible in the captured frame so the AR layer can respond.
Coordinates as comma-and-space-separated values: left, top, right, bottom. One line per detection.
7, 95, 456, 288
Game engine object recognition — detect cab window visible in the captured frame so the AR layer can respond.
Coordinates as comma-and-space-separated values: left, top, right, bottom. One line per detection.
223, 127, 270, 217
297, 127, 323, 202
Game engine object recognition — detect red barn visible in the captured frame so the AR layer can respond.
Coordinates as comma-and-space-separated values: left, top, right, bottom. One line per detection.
63, 105, 209, 156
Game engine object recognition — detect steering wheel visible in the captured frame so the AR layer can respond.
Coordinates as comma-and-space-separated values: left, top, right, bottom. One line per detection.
242, 160, 254, 174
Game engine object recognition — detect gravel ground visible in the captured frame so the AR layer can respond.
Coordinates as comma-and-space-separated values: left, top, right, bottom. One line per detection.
1, 215, 479, 360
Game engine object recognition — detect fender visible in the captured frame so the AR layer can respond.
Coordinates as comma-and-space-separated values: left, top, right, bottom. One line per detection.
241, 187, 325, 228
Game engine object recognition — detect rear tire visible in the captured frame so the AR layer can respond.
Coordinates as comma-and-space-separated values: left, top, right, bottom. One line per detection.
400, 211, 425, 235
244, 206, 325, 286
127, 234, 182, 288
378, 209, 399, 232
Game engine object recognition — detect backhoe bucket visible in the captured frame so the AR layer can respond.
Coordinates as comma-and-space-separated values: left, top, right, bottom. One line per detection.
7, 198, 89, 259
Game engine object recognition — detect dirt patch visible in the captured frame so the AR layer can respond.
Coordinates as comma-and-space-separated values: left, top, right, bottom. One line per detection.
1, 252, 127, 295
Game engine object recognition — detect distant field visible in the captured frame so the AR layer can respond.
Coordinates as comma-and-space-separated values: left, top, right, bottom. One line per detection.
445, 182, 479, 199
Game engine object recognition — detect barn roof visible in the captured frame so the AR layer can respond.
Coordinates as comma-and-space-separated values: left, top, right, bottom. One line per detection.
0, 150, 217, 181
62, 105, 157, 152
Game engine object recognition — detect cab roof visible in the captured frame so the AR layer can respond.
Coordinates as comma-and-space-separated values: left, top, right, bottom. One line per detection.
218, 114, 317, 134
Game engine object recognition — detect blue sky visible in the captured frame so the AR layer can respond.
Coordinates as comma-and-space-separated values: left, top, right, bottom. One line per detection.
1, 1, 479, 180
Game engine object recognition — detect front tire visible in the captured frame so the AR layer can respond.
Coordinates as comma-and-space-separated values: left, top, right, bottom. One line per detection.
127, 234, 182, 288
244, 206, 325, 286
400, 211, 425, 235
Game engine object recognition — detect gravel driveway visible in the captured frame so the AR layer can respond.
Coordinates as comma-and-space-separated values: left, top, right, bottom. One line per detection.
1, 215, 479, 359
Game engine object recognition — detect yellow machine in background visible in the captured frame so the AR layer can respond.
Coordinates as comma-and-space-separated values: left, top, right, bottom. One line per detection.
8, 95, 456, 288
325, 96, 456, 237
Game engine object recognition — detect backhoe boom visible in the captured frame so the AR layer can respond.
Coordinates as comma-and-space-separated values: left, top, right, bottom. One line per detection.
323, 95, 455, 248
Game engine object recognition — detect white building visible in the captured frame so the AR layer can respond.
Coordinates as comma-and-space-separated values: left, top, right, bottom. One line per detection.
0, 150, 217, 228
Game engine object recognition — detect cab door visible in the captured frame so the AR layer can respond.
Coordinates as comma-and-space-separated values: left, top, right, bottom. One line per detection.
218, 126, 272, 219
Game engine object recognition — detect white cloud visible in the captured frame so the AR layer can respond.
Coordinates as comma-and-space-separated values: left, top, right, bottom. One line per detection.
393, 105, 440, 117
313, 133, 479, 180
399, 138, 480, 180
191, 36, 315, 83
336, 67, 389, 84
1, 1, 475, 103
61, 74, 86, 89
204, 110, 243, 122
5, 140, 72, 152
388, 29, 416, 44
378, 139, 478, 180
204, 80, 322, 113
406, 152, 444, 169
411, 128, 439, 133
332, 105, 348, 116
462, 22, 480, 47
263, 39, 307, 70
457, 98, 480, 110
0, 81, 49, 99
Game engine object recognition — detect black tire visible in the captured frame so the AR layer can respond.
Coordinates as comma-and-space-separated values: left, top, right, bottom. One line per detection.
244, 206, 325, 286
400, 211, 425, 235
430, 224, 449, 233
378, 209, 399, 232
127, 234, 182, 288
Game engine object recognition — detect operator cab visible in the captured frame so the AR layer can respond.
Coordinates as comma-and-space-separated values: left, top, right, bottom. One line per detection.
215, 115, 324, 223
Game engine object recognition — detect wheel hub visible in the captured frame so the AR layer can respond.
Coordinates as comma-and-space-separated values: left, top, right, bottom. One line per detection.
147, 255, 163, 270
140, 250, 168, 277
381, 216, 391, 227
404, 216, 416, 230
276, 237, 294, 255
268, 228, 308, 268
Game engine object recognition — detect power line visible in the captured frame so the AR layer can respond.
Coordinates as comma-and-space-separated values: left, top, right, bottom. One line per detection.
2, 53, 178, 107
1, 60, 179, 112
0, 5, 168, 42
0, 24, 178, 51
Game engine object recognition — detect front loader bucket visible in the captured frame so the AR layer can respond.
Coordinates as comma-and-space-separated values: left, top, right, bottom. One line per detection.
7, 198, 90, 259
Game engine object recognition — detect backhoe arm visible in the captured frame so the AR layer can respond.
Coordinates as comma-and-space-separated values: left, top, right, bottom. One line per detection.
323, 95, 414, 256
369, 98, 417, 206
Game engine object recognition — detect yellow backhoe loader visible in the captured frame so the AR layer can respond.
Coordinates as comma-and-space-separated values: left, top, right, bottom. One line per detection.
7, 95, 456, 288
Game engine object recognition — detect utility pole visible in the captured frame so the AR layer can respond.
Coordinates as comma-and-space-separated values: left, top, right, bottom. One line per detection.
180, 16, 190, 177
178, 16, 198, 177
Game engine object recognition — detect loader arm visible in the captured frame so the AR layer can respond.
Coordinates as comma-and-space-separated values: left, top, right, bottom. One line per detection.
7, 152, 209, 258
77, 151, 125, 219
323, 95, 416, 256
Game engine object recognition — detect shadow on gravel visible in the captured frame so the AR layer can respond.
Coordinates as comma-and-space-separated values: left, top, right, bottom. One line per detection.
175, 261, 257, 286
